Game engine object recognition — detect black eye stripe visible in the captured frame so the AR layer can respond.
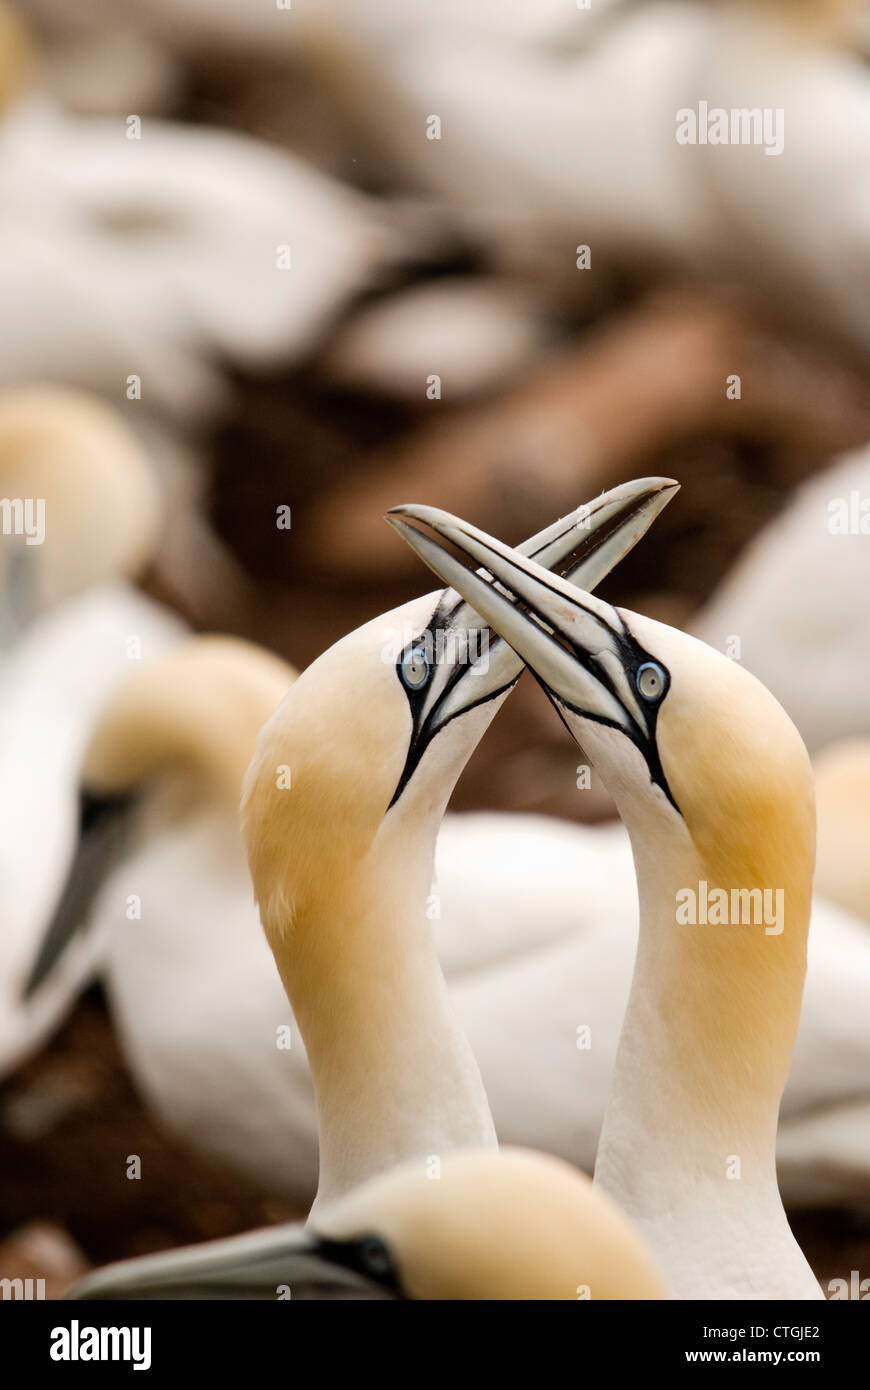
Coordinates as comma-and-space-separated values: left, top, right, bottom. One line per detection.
388, 598, 510, 810
538, 623, 678, 812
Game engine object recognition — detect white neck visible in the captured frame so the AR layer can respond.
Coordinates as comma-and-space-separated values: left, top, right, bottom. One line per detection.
281, 817, 496, 1221
595, 827, 821, 1300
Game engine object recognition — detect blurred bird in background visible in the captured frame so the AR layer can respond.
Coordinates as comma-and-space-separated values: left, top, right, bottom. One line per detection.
0, 0, 869, 1299
67, 1148, 669, 1302
0, 387, 183, 1079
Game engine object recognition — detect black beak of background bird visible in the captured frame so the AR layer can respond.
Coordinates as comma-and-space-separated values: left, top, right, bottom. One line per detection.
65, 1225, 402, 1301
386, 497, 677, 749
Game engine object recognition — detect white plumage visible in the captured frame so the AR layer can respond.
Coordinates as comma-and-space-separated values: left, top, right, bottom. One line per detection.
0, 385, 184, 1073
696, 443, 870, 754
0, 96, 401, 416
316, 1, 870, 352
0, 584, 182, 1075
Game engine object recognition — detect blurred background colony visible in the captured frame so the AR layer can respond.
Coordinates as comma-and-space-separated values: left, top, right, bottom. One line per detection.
0, 0, 870, 1295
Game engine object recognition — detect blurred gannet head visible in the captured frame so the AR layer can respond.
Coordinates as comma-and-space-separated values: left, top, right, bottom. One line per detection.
314, 1147, 668, 1300
0, 386, 161, 615
67, 1147, 668, 1301
21, 635, 295, 1000
82, 634, 295, 807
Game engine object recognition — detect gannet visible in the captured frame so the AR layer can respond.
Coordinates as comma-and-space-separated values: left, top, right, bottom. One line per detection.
0, 387, 183, 1077
0, 386, 160, 626
391, 504, 824, 1299
23, 480, 675, 1203
0, 93, 400, 416
66, 1148, 667, 1301
309, 0, 870, 355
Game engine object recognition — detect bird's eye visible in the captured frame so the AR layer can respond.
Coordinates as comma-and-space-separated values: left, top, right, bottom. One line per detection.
636, 661, 666, 702
358, 1234, 394, 1280
400, 645, 430, 691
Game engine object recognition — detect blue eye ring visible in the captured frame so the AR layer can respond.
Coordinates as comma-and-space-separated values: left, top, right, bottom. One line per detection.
400, 645, 431, 691
636, 660, 667, 703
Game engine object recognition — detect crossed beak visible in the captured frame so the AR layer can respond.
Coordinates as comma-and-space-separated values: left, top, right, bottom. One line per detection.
386, 495, 674, 752
385, 477, 676, 726
383, 478, 677, 805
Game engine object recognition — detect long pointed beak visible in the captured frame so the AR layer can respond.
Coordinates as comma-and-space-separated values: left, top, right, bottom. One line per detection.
387, 476, 676, 712
386, 501, 667, 744
502, 477, 678, 592
66, 1226, 399, 1301
383, 478, 676, 805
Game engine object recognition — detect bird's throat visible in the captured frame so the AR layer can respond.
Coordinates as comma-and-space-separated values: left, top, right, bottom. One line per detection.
272, 850, 496, 1219
594, 839, 813, 1293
